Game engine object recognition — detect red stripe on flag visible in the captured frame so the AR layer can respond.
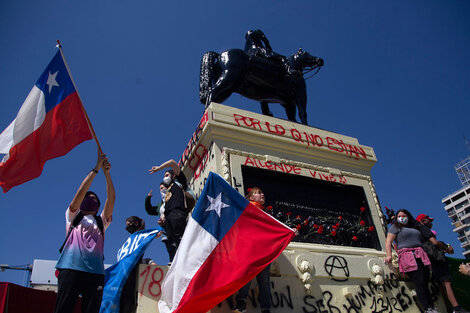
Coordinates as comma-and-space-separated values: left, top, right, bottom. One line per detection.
0, 92, 92, 192
174, 204, 294, 313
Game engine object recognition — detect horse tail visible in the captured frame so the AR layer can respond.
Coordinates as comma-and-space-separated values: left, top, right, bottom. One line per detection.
199, 51, 219, 106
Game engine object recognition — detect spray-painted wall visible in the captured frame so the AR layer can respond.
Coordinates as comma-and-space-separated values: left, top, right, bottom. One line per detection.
136, 102, 445, 313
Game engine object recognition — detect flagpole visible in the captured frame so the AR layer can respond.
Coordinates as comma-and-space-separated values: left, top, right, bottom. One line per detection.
56, 40, 103, 154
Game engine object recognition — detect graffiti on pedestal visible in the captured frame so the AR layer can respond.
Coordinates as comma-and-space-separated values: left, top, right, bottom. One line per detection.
138, 265, 440, 313
324, 256, 349, 282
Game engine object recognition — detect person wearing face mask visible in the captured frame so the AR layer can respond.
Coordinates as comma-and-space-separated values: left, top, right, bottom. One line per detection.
416, 214, 468, 313
385, 209, 437, 313
54, 150, 115, 313
145, 182, 173, 262
149, 159, 191, 262
121, 216, 155, 313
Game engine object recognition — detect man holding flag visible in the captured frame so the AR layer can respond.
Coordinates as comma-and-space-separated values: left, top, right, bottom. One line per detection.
158, 172, 295, 313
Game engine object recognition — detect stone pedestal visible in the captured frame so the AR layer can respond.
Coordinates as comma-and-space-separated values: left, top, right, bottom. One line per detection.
137, 102, 444, 313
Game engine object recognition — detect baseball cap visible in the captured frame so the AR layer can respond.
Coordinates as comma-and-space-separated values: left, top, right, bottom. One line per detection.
416, 214, 434, 222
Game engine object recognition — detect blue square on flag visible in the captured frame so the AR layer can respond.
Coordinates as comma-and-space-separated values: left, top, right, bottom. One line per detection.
192, 173, 248, 242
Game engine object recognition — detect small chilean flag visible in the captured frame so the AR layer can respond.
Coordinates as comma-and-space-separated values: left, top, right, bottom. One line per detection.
0, 50, 92, 193
158, 172, 295, 313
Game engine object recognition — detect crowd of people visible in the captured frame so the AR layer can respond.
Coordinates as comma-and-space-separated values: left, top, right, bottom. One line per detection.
52, 150, 470, 313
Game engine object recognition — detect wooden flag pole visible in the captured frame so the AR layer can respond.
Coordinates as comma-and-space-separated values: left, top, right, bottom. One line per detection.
56, 40, 103, 154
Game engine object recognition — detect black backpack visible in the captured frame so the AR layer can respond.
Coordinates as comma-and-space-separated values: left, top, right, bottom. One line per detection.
422, 240, 446, 262
59, 211, 104, 253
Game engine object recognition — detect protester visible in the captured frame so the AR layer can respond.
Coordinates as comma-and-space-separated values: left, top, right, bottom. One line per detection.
54, 151, 115, 313
120, 216, 155, 313
385, 209, 437, 313
416, 214, 469, 313
232, 187, 271, 313
149, 159, 191, 262
145, 183, 172, 262
459, 263, 470, 276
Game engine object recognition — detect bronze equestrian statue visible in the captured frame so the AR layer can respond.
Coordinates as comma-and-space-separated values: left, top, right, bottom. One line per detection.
199, 29, 324, 125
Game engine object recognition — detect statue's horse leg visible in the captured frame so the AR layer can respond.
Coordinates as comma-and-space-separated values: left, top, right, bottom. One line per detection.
296, 82, 308, 125
284, 101, 297, 123
260, 101, 273, 117
210, 68, 242, 104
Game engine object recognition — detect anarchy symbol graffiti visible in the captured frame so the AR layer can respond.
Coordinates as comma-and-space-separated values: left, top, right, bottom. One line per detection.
324, 255, 349, 281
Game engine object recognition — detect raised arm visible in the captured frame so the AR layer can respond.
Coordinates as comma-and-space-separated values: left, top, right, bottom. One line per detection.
102, 159, 115, 221
149, 159, 180, 176
145, 190, 162, 216
69, 150, 106, 213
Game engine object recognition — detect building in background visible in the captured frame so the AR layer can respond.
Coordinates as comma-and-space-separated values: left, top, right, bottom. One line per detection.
442, 141, 470, 259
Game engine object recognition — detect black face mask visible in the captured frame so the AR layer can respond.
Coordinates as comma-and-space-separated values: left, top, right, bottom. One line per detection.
126, 223, 140, 234
424, 222, 433, 229
80, 196, 99, 213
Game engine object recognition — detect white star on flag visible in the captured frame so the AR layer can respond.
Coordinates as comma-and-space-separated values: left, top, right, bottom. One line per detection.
46, 71, 59, 93
205, 193, 230, 217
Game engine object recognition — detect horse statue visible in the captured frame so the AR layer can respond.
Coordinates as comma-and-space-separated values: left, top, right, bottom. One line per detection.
199, 48, 323, 125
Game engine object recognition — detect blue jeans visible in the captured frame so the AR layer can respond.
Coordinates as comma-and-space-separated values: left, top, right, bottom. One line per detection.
236, 264, 271, 310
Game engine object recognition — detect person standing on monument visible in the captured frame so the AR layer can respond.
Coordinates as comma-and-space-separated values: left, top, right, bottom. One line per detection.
233, 187, 272, 313
385, 209, 437, 313
149, 159, 191, 263
145, 182, 172, 261
416, 213, 469, 313
54, 151, 115, 313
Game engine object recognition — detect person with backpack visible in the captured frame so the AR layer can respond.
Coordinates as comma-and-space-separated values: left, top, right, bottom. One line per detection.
54, 151, 115, 313
149, 159, 194, 263
416, 214, 469, 313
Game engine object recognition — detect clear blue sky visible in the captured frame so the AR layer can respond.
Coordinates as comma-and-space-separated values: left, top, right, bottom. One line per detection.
1, 1, 469, 285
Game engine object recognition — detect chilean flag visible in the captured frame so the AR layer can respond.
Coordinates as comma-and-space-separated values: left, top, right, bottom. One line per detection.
158, 172, 295, 313
0, 50, 92, 192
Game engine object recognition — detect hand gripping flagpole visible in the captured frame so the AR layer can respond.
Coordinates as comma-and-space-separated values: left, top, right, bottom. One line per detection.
56, 40, 103, 154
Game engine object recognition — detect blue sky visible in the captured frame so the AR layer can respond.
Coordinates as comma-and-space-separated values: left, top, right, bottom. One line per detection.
1, 1, 470, 285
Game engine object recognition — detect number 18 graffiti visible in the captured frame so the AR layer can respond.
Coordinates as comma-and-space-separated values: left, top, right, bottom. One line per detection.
139, 265, 165, 298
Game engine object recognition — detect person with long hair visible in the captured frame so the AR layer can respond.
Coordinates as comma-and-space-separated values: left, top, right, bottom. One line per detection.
385, 209, 437, 313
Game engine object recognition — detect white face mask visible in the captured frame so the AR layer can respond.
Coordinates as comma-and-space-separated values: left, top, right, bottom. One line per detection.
160, 189, 167, 201
163, 176, 172, 185
397, 216, 408, 225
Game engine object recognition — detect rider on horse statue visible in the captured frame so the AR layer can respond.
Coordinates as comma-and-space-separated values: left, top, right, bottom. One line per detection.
199, 29, 324, 125
244, 29, 292, 75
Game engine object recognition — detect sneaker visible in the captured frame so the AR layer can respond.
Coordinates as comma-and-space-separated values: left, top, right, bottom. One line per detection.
424, 308, 439, 313
232, 300, 246, 313
453, 306, 470, 313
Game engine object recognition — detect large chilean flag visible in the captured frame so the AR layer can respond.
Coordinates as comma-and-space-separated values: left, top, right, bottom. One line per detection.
158, 172, 295, 313
0, 50, 92, 193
